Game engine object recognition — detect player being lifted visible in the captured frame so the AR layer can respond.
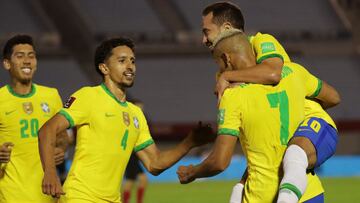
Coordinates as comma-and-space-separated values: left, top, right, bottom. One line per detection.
200, 2, 340, 203
177, 29, 339, 203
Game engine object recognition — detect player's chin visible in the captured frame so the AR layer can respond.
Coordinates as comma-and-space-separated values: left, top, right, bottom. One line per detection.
123, 81, 134, 88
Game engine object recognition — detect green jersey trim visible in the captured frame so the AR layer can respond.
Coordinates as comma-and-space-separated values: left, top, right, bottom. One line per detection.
100, 83, 128, 107
7, 83, 36, 98
59, 109, 75, 128
257, 53, 284, 64
134, 139, 154, 152
279, 183, 302, 200
218, 128, 239, 137
309, 79, 323, 98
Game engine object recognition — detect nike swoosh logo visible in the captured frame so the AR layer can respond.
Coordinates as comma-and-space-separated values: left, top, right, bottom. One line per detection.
5, 110, 16, 115
105, 113, 115, 117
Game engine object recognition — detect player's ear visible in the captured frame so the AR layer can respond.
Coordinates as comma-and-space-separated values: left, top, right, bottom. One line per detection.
98, 63, 109, 75
222, 22, 233, 30
3, 59, 11, 71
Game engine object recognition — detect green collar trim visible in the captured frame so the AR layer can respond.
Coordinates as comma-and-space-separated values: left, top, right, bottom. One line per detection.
7, 84, 36, 98
100, 83, 127, 107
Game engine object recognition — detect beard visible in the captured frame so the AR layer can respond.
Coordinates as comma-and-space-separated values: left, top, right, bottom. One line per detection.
120, 80, 134, 88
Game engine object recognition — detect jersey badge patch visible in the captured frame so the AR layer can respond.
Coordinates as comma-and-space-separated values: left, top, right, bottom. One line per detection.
22, 102, 33, 115
123, 112, 130, 126
64, 97, 76, 108
261, 42, 275, 54
41, 102, 50, 113
133, 117, 139, 129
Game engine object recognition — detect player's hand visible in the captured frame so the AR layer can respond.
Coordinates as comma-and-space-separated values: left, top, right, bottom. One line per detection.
42, 171, 65, 198
177, 165, 196, 184
215, 73, 230, 104
54, 147, 65, 165
229, 183, 244, 203
187, 122, 216, 147
0, 142, 14, 163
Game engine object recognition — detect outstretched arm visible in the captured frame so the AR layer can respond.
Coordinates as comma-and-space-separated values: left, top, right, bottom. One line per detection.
136, 123, 215, 176
177, 135, 238, 184
38, 113, 70, 198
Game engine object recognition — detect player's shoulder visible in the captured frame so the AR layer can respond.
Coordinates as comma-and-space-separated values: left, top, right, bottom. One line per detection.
34, 83, 60, 95
74, 85, 100, 97
223, 84, 252, 99
0, 85, 8, 95
127, 102, 144, 115
251, 32, 278, 42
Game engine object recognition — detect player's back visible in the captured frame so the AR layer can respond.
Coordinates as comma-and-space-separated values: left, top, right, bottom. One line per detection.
219, 63, 323, 202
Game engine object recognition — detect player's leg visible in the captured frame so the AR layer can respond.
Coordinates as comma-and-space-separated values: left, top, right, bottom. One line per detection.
277, 117, 338, 203
123, 180, 135, 203
136, 173, 147, 203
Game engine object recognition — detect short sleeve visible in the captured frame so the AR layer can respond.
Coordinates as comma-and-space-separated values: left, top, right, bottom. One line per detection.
59, 87, 94, 128
251, 33, 289, 64
133, 109, 154, 152
217, 89, 242, 137
52, 89, 63, 115
298, 65, 323, 98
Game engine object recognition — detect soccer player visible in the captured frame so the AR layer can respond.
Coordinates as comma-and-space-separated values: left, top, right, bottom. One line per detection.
201, 2, 340, 203
0, 34, 68, 203
177, 30, 337, 202
38, 37, 214, 203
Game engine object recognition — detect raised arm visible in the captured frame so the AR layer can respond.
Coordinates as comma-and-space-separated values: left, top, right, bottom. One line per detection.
38, 113, 70, 198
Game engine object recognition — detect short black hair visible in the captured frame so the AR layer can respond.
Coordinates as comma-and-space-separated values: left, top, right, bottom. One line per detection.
202, 2, 245, 31
94, 37, 135, 76
2, 34, 34, 60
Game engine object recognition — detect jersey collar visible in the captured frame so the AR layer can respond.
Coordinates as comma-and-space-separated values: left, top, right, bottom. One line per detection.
7, 83, 36, 98
100, 83, 128, 107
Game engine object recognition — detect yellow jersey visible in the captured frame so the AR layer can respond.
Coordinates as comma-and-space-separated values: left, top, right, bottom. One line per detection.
249, 32, 291, 64
218, 63, 324, 202
250, 32, 337, 129
0, 84, 62, 203
59, 84, 153, 203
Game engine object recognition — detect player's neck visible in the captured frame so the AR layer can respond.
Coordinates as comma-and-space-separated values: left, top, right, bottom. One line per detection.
9, 80, 33, 95
103, 81, 126, 102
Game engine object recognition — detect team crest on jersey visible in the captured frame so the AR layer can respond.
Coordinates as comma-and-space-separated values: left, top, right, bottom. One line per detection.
123, 112, 130, 126
41, 102, 50, 113
64, 97, 76, 108
133, 117, 139, 129
23, 102, 33, 115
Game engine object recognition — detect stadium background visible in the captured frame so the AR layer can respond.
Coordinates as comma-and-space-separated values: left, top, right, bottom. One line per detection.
0, 0, 359, 202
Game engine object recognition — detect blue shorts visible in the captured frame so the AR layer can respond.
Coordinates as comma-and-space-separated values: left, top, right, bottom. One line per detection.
303, 193, 324, 203
293, 117, 338, 168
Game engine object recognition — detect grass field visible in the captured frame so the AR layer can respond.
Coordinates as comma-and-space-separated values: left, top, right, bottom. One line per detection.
127, 177, 360, 203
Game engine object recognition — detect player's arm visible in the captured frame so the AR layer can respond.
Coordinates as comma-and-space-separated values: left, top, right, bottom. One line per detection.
219, 57, 283, 85
177, 135, 238, 184
313, 81, 341, 109
38, 113, 69, 197
136, 123, 215, 176
0, 142, 14, 163
54, 130, 69, 165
